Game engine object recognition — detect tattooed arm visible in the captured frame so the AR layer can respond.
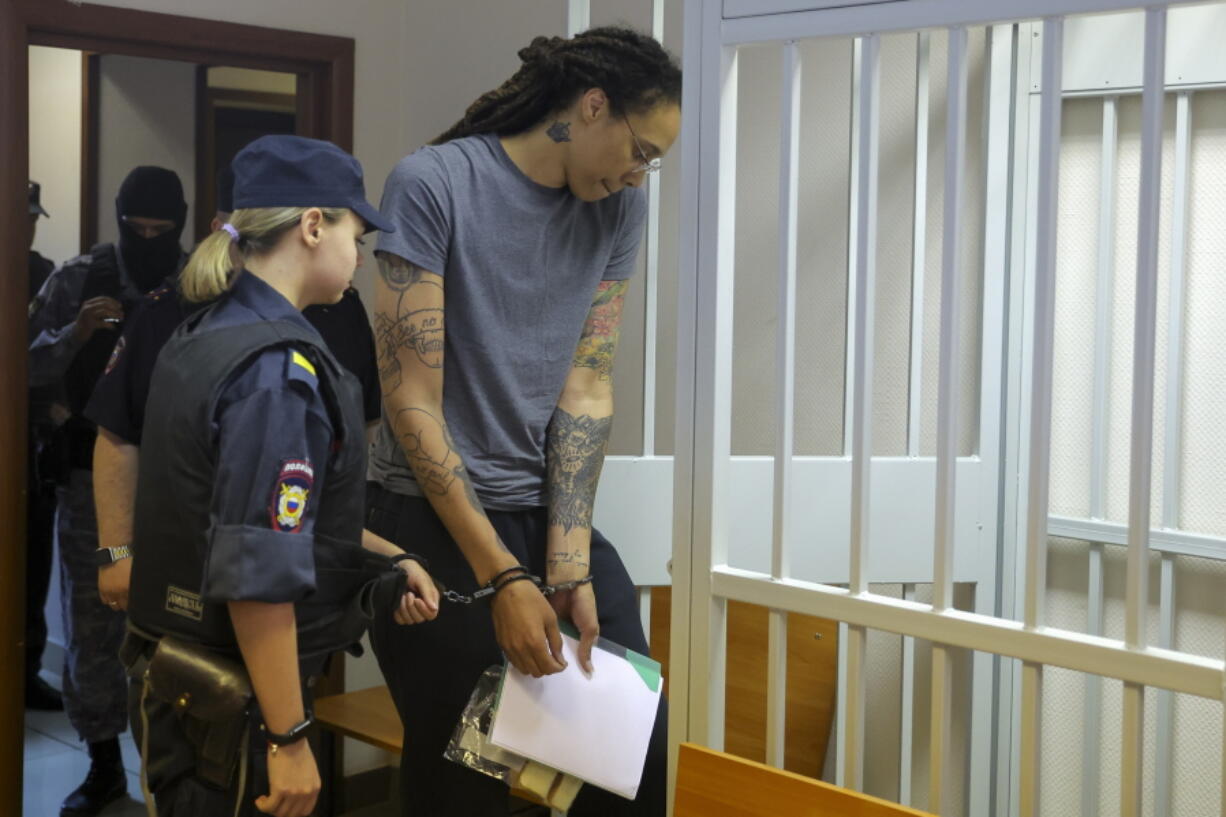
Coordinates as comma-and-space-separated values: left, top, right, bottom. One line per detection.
374, 252, 565, 676
545, 279, 628, 671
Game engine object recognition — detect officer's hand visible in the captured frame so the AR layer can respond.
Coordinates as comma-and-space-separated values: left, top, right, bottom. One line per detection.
548, 581, 599, 674
256, 739, 320, 817
73, 296, 123, 342
491, 580, 566, 678
98, 557, 132, 611
393, 560, 440, 625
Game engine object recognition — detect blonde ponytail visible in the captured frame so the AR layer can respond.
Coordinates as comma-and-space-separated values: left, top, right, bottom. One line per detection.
179, 206, 349, 303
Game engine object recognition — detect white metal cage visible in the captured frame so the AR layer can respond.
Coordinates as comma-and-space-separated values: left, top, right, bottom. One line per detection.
653, 2, 1226, 816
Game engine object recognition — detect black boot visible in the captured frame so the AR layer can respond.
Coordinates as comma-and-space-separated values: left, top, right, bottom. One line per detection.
24, 674, 64, 711
60, 738, 127, 816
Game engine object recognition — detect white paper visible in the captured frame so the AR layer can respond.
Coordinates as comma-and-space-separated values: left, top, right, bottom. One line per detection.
488, 633, 662, 800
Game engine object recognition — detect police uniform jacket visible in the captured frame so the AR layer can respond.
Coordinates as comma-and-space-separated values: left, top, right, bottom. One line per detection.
126, 271, 397, 670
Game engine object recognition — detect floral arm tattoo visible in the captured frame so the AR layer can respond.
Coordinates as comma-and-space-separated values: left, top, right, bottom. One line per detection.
545, 280, 628, 571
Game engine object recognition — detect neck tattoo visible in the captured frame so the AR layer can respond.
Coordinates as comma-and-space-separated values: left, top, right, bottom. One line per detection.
546, 121, 572, 143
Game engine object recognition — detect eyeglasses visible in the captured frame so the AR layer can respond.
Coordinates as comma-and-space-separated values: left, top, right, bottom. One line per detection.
624, 117, 662, 175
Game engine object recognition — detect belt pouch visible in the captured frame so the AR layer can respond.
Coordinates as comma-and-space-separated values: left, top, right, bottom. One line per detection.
146, 636, 254, 789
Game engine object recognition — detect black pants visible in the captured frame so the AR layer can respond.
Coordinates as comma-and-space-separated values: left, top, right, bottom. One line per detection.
366, 485, 667, 817
128, 675, 273, 817
25, 430, 56, 677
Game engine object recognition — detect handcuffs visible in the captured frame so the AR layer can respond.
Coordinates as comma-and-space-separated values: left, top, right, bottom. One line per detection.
389, 553, 592, 605
440, 568, 594, 606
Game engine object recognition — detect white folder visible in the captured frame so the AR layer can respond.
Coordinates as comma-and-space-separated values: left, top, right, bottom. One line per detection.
488, 630, 662, 800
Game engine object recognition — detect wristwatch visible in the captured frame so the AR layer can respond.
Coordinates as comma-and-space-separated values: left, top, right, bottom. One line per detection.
261, 715, 314, 753
93, 545, 133, 567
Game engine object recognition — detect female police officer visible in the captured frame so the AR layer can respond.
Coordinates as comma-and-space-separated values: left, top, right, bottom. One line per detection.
367, 26, 681, 817
124, 135, 438, 817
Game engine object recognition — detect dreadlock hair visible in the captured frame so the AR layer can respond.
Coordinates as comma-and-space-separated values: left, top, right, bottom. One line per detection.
430, 26, 681, 145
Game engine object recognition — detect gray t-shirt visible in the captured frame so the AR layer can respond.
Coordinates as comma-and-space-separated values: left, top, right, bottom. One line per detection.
369, 133, 647, 510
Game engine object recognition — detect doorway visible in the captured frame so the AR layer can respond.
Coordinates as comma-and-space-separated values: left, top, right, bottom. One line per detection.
1, 1, 354, 811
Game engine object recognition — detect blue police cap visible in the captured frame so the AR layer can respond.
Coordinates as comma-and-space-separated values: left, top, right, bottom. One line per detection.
231, 135, 393, 234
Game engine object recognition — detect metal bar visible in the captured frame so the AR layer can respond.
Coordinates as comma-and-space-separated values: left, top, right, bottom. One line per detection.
766, 611, 788, 768
641, 0, 665, 458
1122, 12, 1165, 812
841, 33, 879, 792
1058, 79, 1226, 99
1154, 555, 1176, 816
929, 28, 968, 814
712, 567, 1226, 701
1163, 91, 1192, 530
1019, 662, 1043, 817
899, 584, 916, 806
1023, 12, 1062, 632
931, 645, 955, 815
933, 23, 967, 615
907, 31, 931, 458
842, 623, 868, 790
665, 0, 707, 797
639, 587, 653, 649
773, 39, 800, 588
566, 0, 589, 37
1082, 543, 1105, 817
848, 32, 879, 598
642, 181, 661, 457
721, 0, 1210, 46
843, 38, 861, 458
1047, 515, 1226, 562
681, 0, 736, 753
1091, 96, 1118, 521
835, 620, 849, 784
765, 40, 801, 772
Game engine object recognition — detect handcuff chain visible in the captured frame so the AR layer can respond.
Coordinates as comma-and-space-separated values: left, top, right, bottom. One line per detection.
437, 574, 593, 604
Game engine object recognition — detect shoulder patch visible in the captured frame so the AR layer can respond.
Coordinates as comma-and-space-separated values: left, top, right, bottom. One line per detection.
285, 348, 319, 392
104, 336, 126, 376
269, 459, 314, 533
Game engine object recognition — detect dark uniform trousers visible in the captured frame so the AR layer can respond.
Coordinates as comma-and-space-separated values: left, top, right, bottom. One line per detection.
58, 467, 128, 741
366, 485, 667, 817
127, 679, 274, 817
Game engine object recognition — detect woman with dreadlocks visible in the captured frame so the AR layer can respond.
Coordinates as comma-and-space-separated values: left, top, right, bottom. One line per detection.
366, 25, 680, 817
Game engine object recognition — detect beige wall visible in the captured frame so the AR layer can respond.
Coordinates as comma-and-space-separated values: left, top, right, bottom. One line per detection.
95, 54, 197, 248
28, 46, 82, 267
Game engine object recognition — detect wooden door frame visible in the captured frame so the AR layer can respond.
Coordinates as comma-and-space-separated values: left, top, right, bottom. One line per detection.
0, 1, 354, 810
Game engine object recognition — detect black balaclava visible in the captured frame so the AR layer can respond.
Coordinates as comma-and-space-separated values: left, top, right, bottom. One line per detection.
115, 166, 187, 292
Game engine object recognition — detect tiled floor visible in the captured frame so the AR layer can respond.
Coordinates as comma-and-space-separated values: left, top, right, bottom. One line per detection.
22, 673, 146, 817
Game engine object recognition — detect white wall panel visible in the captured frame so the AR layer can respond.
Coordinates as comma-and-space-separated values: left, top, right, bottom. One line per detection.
794, 36, 854, 456
28, 46, 82, 266
96, 55, 196, 249
1178, 91, 1226, 538
1053, 6, 1226, 94
1048, 98, 1102, 520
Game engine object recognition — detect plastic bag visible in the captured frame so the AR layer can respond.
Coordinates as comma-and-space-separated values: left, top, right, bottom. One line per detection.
444, 664, 586, 812
444, 664, 525, 784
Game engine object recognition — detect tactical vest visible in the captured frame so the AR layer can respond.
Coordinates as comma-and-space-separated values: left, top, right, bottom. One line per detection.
127, 306, 403, 667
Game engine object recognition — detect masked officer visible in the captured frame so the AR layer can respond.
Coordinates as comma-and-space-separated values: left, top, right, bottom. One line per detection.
123, 135, 438, 817
25, 180, 64, 711
28, 166, 189, 816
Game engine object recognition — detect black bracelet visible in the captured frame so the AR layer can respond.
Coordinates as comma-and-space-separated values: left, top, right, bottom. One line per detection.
487, 564, 529, 588
390, 552, 429, 571
492, 573, 539, 596
261, 715, 313, 751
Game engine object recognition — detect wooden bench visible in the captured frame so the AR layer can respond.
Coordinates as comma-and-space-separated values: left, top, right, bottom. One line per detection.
675, 743, 936, 817
313, 685, 547, 809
